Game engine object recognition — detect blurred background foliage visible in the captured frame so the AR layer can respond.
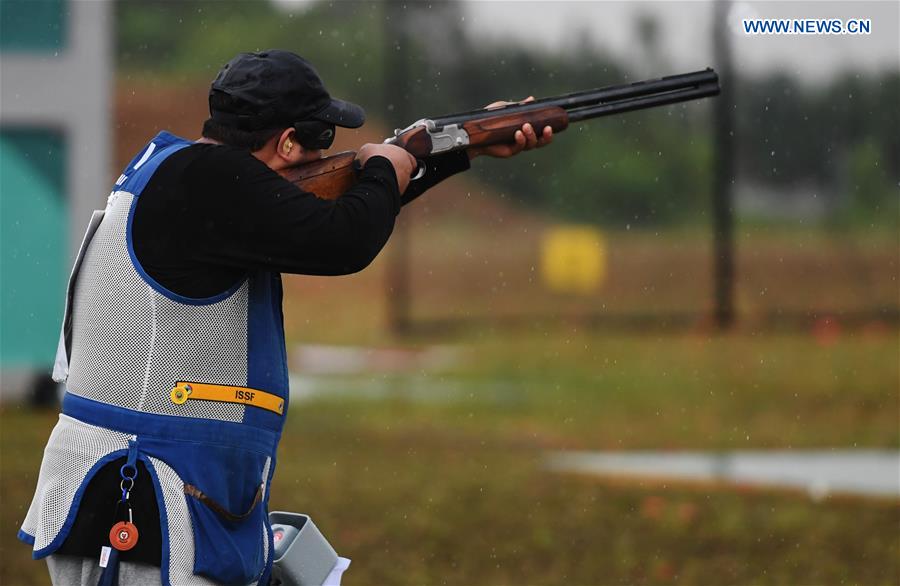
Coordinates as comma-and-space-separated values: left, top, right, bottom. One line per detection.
115, 0, 898, 227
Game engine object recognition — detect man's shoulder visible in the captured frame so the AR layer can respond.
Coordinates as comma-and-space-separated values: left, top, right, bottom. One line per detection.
174, 142, 270, 179
171, 141, 252, 164
139, 142, 267, 192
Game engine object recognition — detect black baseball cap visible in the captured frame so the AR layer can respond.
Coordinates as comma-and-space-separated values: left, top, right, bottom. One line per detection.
209, 50, 365, 131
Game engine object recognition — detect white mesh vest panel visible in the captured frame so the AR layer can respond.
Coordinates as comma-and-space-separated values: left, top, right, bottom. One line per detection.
66, 191, 249, 422
21, 415, 132, 552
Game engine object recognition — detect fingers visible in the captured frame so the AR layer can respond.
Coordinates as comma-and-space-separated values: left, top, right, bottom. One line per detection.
395, 148, 416, 193
520, 123, 550, 150
485, 96, 536, 110
507, 124, 553, 157
354, 143, 375, 165
356, 144, 417, 193
539, 125, 553, 146
508, 129, 526, 156
524, 124, 538, 149
525, 124, 553, 148
402, 149, 416, 168
514, 129, 526, 146
485, 100, 512, 111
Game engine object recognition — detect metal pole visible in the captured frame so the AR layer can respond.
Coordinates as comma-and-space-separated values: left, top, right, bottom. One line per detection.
384, 1, 412, 335
712, 0, 736, 329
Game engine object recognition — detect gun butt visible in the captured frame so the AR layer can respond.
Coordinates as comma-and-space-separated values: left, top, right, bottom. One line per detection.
283, 151, 359, 200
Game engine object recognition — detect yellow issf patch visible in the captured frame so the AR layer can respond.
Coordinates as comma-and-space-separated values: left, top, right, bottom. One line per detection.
540, 225, 607, 294
170, 382, 284, 415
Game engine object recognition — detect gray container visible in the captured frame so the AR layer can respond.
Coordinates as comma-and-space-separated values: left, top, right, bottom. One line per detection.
269, 512, 339, 586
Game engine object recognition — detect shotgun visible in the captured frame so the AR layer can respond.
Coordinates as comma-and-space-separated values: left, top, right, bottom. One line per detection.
284, 68, 720, 200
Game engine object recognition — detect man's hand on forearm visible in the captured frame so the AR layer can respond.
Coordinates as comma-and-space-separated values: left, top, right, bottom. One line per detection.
467, 96, 554, 160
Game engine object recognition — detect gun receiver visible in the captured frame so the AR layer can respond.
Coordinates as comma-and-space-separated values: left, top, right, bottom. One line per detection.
283, 68, 720, 199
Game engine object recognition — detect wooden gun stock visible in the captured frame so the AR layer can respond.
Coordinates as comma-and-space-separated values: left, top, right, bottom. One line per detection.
282, 151, 358, 201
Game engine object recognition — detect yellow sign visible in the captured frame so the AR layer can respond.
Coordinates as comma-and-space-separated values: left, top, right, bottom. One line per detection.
540, 225, 607, 294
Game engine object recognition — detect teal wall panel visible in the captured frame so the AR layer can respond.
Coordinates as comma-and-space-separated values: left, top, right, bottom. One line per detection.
0, 129, 67, 367
0, 0, 66, 52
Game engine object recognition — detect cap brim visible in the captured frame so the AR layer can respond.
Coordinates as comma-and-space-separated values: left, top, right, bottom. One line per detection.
312, 98, 365, 128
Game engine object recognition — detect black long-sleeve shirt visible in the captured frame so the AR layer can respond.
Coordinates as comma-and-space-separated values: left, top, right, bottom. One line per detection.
132, 143, 470, 297
56, 142, 470, 564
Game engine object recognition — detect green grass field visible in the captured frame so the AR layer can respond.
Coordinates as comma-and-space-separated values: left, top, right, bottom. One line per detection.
3, 329, 898, 585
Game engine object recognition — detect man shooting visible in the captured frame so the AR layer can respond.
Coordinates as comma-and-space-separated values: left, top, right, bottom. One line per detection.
17, 49, 551, 586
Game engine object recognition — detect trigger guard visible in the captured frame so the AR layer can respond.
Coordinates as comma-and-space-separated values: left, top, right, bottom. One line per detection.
411, 160, 427, 181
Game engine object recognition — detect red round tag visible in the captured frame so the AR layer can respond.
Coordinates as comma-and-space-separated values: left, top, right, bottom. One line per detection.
109, 521, 140, 551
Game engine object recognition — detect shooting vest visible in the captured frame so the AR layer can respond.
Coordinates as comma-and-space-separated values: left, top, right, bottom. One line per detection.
18, 132, 289, 586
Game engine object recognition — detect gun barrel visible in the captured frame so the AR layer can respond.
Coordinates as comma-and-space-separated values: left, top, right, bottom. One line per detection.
429, 68, 719, 128
566, 80, 720, 122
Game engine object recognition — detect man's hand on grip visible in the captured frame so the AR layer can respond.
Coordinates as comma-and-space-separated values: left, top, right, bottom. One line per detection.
356, 144, 417, 194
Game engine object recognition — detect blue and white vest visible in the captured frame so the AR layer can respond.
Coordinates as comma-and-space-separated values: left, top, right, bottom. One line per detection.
18, 132, 289, 586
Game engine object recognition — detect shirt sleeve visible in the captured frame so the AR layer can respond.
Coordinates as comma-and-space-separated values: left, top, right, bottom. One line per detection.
400, 150, 471, 206
183, 146, 404, 276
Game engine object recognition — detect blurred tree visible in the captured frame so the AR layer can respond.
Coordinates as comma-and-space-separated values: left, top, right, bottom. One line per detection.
847, 139, 898, 221
116, 0, 388, 108
737, 71, 899, 225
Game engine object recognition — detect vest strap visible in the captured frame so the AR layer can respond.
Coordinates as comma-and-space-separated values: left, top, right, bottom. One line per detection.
170, 382, 285, 415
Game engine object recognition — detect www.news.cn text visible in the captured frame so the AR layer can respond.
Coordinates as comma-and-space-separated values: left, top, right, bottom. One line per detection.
742, 18, 871, 35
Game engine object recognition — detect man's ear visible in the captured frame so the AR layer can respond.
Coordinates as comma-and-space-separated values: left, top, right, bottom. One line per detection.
276, 128, 298, 163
